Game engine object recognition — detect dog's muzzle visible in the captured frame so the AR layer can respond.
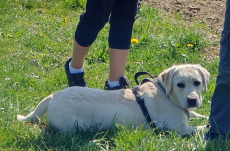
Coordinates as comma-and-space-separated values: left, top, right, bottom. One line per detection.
187, 98, 197, 107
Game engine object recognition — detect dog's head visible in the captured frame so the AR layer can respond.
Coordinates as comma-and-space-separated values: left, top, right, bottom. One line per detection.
158, 64, 210, 110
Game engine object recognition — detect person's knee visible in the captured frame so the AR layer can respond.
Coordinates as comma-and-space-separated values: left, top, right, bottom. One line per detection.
108, 19, 134, 49
80, 12, 109, 31
75, 12, 110, 47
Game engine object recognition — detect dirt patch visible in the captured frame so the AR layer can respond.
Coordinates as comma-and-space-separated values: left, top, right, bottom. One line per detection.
147, 0, 227, 56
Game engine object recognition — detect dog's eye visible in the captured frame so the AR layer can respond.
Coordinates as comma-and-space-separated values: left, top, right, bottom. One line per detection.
177, 83, 185, 88
194, 81, 201, 86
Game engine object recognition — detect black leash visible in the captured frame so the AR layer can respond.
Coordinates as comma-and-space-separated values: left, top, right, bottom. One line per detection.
134, 71, 156, 85
132, 72, 157, 128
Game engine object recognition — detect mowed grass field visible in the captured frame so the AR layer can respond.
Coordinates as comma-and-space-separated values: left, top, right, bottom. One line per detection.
1, 0, 230, 150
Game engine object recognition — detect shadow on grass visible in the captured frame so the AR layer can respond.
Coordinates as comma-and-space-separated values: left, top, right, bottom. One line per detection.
18, 122, 166, 150
16, 114, 210, 150
18, 122, 120, 150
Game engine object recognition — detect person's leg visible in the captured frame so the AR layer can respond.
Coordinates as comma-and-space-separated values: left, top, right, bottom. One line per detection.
105, 0, 141, 89
206, 0, 230, 140
224, 0, 230, 31
109, 48, 129, 82
109, 0, 140, 49
71, 0, 115, 70
65, 0, 115, 87
70, 40, 90, 70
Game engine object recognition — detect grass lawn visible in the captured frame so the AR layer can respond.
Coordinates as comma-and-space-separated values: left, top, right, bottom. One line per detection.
1, 0, 229, 150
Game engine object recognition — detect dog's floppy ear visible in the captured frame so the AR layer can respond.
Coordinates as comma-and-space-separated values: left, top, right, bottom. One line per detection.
195, 64, 211, 92
158, 66, 177, 95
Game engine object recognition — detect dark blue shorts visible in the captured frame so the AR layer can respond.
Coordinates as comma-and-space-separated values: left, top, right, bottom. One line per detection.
75, 0, 142, 49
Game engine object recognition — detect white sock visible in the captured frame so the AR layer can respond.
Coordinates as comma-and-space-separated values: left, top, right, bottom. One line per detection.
69, 63, 84, 74
108, 80, 120, 88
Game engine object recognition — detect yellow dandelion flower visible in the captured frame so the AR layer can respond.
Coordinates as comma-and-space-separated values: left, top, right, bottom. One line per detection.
52, 21, 54, 24
64, 18, 68, 23
40, 34, 44, 37
187, 44, 194, 47
131, 38, 139, 44
69, 40, 74, 44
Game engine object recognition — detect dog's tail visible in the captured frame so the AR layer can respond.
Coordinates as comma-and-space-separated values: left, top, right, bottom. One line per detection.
17, 94, 53, 123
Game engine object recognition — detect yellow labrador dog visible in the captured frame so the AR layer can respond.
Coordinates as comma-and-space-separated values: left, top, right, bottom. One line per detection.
17, 64, 210, 135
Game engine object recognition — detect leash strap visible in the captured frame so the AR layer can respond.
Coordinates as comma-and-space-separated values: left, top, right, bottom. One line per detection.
134, 71, 156, 85
132, 85, 156, 128
132, 72, 157, 128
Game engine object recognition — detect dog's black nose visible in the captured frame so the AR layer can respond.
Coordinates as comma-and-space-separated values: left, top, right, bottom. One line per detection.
187, 98, 197, 107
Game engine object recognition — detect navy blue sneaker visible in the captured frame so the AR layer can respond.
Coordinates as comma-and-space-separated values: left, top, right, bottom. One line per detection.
65, 58, 87, 87
104, 75, 129, 90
